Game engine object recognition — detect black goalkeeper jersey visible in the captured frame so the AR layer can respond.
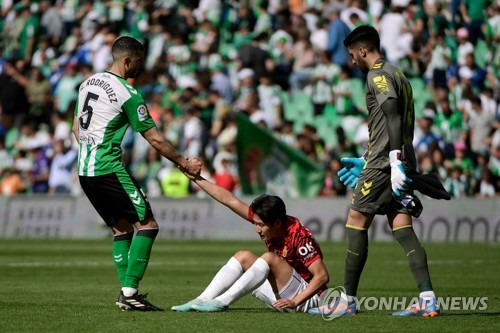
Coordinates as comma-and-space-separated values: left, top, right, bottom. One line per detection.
364, 58, 417, 171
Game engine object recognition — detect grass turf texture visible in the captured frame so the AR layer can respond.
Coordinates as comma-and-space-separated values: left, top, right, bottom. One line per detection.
1, 240, 499, 332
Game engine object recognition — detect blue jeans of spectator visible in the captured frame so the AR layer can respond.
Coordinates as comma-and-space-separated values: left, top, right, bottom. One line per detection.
289, 69, 313, 92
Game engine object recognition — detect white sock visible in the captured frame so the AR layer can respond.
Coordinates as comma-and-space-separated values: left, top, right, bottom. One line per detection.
341, 292, 357, 304
215, 258, 269, 306
419, 291, 436, 300
122, 287, 137, 297
198, 257, 243, 301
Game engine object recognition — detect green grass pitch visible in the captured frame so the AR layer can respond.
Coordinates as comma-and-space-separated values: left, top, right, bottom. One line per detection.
1, 239, 499, 332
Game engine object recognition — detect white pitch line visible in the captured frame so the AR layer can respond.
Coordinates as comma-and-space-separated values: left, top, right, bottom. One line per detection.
4, 260, 226, 268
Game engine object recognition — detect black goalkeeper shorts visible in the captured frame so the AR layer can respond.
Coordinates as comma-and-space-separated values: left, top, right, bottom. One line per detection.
350, 168, 411, 216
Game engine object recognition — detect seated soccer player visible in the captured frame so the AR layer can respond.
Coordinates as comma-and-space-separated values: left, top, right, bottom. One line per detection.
171, 175, 329, 312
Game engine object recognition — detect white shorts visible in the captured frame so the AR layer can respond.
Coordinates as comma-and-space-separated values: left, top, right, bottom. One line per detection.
251, 269, 320, 313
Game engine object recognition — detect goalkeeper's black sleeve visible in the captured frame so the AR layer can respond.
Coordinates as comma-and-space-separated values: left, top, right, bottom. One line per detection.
380, 98, 403, 151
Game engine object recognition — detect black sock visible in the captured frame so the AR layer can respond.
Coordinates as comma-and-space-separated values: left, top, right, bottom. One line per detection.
344, 226, 368, 297
393, 226, 433, 292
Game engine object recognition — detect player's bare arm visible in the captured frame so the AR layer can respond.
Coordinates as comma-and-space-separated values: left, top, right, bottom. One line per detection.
141, 126, 201, 175
273, 258, 329, 309
188, 175, 249, 221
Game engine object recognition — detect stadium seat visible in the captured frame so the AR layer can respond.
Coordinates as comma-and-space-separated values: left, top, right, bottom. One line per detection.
282, 91, 314, 123
474, 40, 488, 68
409, 78, 432, 119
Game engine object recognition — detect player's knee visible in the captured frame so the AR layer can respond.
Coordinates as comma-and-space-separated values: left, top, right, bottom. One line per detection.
233, 250, 257, 269
260, 252, 280, 266
347, 209, 371, 229
136, 217, 158, 230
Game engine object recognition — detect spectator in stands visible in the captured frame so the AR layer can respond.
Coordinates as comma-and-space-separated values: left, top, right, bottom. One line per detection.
304, 51, 339, 116
132, 147, 162, 198
213, 155, 238, 193
460, 0, 488, 44
160, 166, 190, 198
474, 168, 497, 197
182, 106, 205, 157
1, 1, 499, 199
459, 53, 487, 91
340, 0, 369, 30
451, 140, 474, 178
54, 63, 82, 114
0, 60, 29, 123
237, 33, 273, 82
414, 108, 443, 158
26, 66, 52, 124
48, 139, 77, 194
466, 96, 495, 155
324, 3, 350, 67
30, 144, 50, 193
289, 29, 315, 92
0, 168, 25, 196
257, 74, 282, 129
379, 0, 413, 64
319, 157, 346, 197
40, 0, 64, 46
444, 165, 467, 198
210, 64, 233, 103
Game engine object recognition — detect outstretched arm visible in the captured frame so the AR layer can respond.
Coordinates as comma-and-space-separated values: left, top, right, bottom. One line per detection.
188, 174, 250, 221
141, 126, 201, 175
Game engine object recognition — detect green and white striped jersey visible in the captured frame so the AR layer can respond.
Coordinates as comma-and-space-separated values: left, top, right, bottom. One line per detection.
74, 71, 156, 176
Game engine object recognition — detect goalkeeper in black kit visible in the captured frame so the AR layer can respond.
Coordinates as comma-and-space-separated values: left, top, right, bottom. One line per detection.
310, 26, 449, 317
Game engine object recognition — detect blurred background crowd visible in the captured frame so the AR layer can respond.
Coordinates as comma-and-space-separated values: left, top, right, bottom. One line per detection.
0, 0, 499, 198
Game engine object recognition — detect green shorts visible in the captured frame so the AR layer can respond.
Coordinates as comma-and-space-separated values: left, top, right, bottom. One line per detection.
350, 168, 410, 215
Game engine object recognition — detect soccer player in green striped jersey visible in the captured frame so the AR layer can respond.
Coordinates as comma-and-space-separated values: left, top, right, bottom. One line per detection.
72, 36, 202, 311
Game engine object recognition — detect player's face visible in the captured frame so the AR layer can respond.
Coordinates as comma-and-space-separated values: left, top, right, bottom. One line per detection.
125, 53, 144, 79
348, 46, 369, 73
253, 215, 277, 241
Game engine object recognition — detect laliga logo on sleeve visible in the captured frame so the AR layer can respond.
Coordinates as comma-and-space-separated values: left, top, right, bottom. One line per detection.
137, 104, 148, 121
318, 286, 348, 321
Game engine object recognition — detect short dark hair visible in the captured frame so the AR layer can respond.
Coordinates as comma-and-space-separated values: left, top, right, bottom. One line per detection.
250, 194, 287, 227
343, 25, 380, 52
111, 36, 144, 61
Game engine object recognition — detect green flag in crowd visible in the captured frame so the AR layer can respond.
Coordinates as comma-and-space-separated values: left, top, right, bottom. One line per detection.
236, 113, 324, 198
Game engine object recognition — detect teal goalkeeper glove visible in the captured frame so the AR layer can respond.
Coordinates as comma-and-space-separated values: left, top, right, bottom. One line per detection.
389, 150, 412, 197
338, 157, 365, 188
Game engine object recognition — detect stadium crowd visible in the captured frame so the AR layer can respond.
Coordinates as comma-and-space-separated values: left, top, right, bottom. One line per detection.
0, 0, 499, 198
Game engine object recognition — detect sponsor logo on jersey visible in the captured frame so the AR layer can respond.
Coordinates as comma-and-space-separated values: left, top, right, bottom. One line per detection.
298, 241, 315, 256
137, 105, 148, 121
372, 75, 390, 94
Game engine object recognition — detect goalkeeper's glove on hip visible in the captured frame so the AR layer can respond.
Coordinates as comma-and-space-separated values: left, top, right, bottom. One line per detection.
389, 150, 412, 197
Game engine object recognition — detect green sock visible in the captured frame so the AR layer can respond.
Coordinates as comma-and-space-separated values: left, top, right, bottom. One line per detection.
124, 229, 159, 289
393, 226, 433, 292
112, 231, 133, 286
344, 226, 368, 297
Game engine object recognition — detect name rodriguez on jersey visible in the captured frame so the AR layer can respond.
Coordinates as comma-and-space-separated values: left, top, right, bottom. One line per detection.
81, 77, 118, 104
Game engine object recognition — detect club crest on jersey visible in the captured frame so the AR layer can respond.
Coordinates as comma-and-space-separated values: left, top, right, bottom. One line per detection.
282, 245, 288, 257
373, 75, 390, 94
137, 105, 148, 121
